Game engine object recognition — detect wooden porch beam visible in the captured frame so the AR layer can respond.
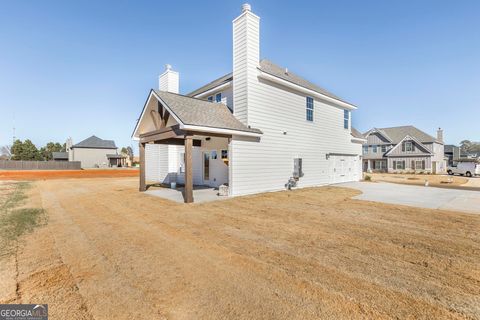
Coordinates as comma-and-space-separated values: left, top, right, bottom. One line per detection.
139, 125, 185, 144
183, 130, 232, 139
184, 135, 194, 203
139, 142, 146, 192
154, 138, 202, 147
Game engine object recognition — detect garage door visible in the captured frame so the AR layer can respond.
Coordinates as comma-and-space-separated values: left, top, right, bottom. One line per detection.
329, 155, 360, 183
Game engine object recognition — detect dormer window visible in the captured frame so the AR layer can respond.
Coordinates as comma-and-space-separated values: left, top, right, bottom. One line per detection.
215, 93, 222, 103
406, 141, 412, 152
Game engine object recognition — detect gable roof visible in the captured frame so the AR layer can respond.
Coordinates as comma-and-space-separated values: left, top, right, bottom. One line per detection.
153, 90, 262, 135
187, 73, 233, 97
364, 126, 440, 144
384, 134, 433, 156
71, 136, 117, 149
351, 128, 365, 140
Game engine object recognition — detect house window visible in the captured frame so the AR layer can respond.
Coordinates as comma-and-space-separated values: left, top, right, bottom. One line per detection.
363, 146, 368, 154
414, 160, 425, 170
381, 145, 387, 152
372, 145, 377, 153
211, 150, 217, 160
215, 93, 222, 103
343, 110, 349, 129
207, 96, 213, 102
394, 160, 405, 170
405, 141, 413, 152
221, 149, 228, 160
375, 160, 386, 170
306, 97, 314, 121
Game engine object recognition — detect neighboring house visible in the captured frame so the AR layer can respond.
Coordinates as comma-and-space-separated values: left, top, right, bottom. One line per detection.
132, 4, 364, 202
444, 145, 461, 166
52, 152, 69, 161
68, 135, 125, 168
362, 126, 446, 174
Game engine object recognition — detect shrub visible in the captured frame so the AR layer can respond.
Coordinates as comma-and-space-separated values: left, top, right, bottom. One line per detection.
364, 175, 372, 181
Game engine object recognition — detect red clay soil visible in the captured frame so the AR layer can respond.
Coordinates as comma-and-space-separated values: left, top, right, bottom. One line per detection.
0, 169, 139, 180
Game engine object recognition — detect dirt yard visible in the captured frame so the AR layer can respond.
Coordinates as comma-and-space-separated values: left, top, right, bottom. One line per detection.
0, 169, 138, 180
0, 177, 479, 319
367, 173, 472, 188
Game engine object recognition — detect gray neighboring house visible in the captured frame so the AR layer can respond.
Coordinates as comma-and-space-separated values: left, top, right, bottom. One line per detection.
68, 135, 125, 168
362, 126, 446, 174
444, 145, 461, 166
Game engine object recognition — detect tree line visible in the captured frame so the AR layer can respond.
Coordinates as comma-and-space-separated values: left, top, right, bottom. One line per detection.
3, 140, 67, 161
1, 140, 135, 163
460, 140, 480, 153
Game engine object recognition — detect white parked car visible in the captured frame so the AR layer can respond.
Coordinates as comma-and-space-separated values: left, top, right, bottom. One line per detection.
447, 161, 480, 177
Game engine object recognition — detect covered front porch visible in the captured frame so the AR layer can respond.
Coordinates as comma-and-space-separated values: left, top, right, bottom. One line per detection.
134, 90, 262, 203
139, 125, 232, 203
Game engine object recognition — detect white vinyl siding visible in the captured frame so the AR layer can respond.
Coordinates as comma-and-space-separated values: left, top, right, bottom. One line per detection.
230, 78, 361, 196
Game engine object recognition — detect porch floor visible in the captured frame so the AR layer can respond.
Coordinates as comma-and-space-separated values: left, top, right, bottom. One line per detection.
145, 185, 228, 203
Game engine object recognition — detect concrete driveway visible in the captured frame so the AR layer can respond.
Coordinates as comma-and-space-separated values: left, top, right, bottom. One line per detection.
339, 182, 480, 214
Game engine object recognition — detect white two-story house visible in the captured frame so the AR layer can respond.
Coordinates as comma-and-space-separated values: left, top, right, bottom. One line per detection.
132, 4, 364, 202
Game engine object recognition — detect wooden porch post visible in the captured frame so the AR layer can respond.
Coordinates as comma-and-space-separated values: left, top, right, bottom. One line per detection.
139, 142, 146, 192
184, 135, 194, 203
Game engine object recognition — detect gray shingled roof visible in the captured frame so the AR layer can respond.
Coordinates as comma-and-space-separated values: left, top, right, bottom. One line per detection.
367, 126, 440, 144
351, 128, 365, 140
154, 91, 262, 134
71, 136, 117, 149
185, 59, 353, 106
258, 60, 353, 105
52, 152, 68, 159
444, 145, 457, 153
187, 73, 233, 97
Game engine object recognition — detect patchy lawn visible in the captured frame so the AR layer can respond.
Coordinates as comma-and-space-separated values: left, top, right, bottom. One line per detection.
0, 181, 46, 257
1, 177, 479, 319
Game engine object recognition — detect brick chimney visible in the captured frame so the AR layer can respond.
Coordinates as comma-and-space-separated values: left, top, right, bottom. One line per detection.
437, 127, 443, 142
159, 64, 179, 93
232, 3, 260, 125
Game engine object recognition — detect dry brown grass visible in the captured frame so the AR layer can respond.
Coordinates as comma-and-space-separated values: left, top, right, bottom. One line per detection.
1, 177, 479, 319
369, 173, 470, 188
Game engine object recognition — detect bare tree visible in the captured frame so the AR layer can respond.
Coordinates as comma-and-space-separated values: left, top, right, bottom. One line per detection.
0, 145, 12, 160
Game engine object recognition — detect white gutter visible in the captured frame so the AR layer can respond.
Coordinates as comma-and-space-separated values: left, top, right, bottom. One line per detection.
193, 81, 231, 98
258, 70, 357, 110
181, 124, 262, 138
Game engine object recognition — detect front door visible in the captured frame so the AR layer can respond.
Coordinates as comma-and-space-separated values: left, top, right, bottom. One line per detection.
203, 152, 210, 183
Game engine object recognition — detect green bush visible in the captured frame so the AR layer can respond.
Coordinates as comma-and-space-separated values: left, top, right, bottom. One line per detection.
364, 175, 372, 181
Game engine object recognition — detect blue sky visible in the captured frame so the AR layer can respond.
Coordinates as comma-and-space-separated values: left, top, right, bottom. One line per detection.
1, 0, 479, 153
